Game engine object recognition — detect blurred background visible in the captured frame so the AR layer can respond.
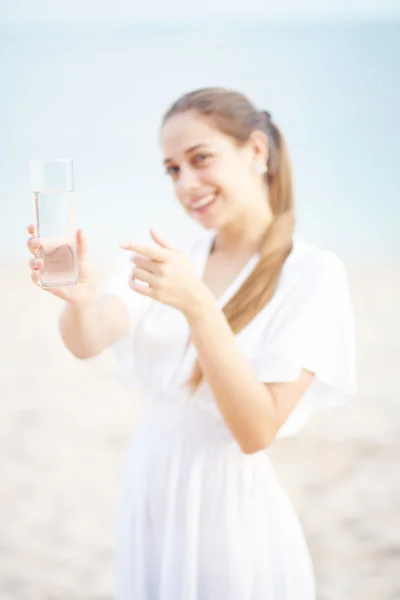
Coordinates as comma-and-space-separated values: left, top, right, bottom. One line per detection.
1, 0, 399, 599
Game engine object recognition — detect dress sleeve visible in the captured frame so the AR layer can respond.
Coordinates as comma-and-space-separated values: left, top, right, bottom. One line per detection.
98, 251, 153, 387
253, 253, 357, 438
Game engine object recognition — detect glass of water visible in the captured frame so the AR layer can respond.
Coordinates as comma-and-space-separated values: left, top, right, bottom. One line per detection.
29, 158, 78, 288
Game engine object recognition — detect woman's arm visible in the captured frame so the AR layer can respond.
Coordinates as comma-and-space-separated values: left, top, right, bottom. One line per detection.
186, 295, 314, 453
59, 294, 129, 359
120, 233, 314, 452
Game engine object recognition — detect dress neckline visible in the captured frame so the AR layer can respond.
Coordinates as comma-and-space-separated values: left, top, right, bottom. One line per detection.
175, 231, 299, 389
174, 232, 260, 386
198, 230, 261, 309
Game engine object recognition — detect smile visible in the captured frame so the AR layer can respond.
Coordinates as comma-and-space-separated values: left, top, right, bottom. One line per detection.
188, 194, 217, 211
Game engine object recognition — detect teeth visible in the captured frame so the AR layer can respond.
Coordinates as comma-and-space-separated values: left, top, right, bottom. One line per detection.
191, 195, 216, 209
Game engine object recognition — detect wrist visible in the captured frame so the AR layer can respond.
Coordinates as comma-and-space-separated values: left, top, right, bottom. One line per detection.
68, 291, 97, 309
68, 279, 98, 307
184, 286, 219, 325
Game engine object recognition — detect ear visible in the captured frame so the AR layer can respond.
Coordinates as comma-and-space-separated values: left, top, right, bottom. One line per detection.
149, 228, 173, 250
247, 129, 269, 166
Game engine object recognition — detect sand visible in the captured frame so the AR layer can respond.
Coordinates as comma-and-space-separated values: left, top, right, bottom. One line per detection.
0, 263, 399, 600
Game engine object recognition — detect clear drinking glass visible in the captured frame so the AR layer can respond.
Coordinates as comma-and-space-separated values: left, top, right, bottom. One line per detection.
29, 158, 78, 288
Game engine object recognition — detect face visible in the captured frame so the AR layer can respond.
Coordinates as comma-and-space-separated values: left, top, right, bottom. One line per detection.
161, 111, 268, 230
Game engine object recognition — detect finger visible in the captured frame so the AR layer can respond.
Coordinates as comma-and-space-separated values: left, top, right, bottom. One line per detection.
29, 257, 44, 270
76, 228, 88, 261
27, 235, 42, 256
131, 254, 162, 274
30, 272, 62, 297
129, 279, 154, 297
31, 269, 43, 285
149, 228, 174, 250
131, 267, 158, 288
120, 241, 166, 262
29, 266, 63, 296
26, 224, 38, 256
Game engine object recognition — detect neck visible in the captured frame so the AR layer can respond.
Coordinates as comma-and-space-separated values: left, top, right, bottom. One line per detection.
214, 202, 273, 254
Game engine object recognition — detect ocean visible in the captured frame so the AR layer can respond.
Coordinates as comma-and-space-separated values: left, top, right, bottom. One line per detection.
1, 19, 399, 266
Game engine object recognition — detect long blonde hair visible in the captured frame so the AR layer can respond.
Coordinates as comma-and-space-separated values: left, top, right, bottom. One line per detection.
162, 88, 295, 392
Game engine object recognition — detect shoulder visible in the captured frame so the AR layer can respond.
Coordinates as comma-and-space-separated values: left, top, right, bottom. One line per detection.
284, 236, 348, 291
268, 236, 352, 320
251, 236, 354, 341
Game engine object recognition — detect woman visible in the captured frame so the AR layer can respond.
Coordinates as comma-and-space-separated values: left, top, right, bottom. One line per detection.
27, 87, 357, 599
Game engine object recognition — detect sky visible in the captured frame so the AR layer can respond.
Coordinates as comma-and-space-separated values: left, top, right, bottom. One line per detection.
1, 0, 400, 22
1, 0, 399, 264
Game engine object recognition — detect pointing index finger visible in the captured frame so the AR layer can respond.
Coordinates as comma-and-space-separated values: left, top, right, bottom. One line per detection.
120, 242, 167, 262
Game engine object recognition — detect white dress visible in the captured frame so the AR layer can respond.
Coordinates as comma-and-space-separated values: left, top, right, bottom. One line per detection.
102, 232, 357, 600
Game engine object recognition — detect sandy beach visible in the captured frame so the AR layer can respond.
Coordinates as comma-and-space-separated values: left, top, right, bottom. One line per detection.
1, 263, 399, 600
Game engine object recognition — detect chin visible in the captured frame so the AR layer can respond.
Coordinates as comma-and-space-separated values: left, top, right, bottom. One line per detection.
185, 203, 221, 230
192, 210, 227, 231
195, 218, 218, 230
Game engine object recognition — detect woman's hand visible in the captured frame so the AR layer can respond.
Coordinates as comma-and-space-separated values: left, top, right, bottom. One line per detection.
26, 225, 98, 305
121, 229, 213, 318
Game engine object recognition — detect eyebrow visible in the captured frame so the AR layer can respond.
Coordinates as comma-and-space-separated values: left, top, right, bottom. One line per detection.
163, 144, 210, 165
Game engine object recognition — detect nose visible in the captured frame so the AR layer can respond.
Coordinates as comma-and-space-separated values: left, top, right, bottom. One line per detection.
175, 164, 201, 195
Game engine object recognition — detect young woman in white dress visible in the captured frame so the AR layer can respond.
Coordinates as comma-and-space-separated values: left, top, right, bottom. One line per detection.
27, 87, 357, 600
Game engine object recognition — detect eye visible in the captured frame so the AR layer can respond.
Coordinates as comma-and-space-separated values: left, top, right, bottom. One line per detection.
193, 153, 211, 165
165, 165, 179, 178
